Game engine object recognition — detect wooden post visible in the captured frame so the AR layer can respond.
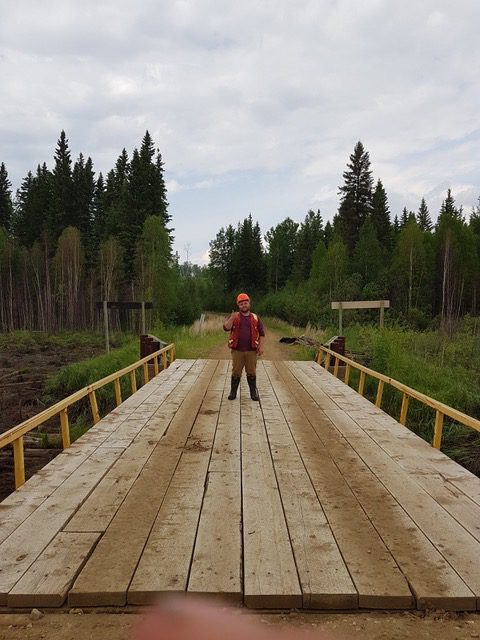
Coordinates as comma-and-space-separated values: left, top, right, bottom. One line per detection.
162, 351, 167, 370
60, 408, 70, 449
344, 363, 351, 385
103, 300, 110, 354
142, 362, 149, 385
399, 393, 410, 425
325, 353, 331, 371
333, 357, 340, 378
433, 411, 444, 449
375, 380, 385, 408
154, 356, 159, 376
113, 378, 122, 406
141, 301, 146, 335
89, 390, 101, 424
13, 437, 25, 488
358, 371, 366, 396
338, 302, 343, 335
130, 370, 137, 394
379, 300, 385, 328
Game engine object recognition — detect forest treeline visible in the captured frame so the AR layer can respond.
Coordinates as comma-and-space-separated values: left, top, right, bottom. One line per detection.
207, 142, 480, 335
1, 138, 479, 335
0, 131, 202, 331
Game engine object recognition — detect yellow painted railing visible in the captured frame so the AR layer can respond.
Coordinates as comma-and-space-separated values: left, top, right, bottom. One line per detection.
0, 343, 176, 489
316, 345, 480, 450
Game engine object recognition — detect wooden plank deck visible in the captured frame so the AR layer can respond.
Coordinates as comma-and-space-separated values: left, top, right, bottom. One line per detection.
1, 358, 480, 610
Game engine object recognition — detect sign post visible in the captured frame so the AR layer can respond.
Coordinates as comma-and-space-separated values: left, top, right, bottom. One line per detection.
96, 302, 154, 353
331, 300, 390, 332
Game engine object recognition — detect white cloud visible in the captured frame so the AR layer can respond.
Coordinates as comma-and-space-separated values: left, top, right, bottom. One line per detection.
0, 0, 479, 260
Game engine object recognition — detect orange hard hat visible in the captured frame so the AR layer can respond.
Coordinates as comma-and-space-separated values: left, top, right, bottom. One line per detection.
236, 293, 250, 304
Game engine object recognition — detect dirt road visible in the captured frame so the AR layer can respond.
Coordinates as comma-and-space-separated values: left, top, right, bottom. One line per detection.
208, 325, 301, 361
1, 608, 479, 640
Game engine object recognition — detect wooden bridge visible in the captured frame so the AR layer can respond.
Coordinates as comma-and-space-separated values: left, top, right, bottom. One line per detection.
1, 357, 480, 610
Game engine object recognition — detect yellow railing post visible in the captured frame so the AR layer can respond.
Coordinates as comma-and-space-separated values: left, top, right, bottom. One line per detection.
344, 363, 351, 385
60, 408, 70, 449
113, 378, 122, 406
399, 393, 410, 425
325, 353, 331, 371
333, 357, 340, 378
143, 362, 149, 385
433, 411, 444, 449
153, 356, 159, 376
375, 380, 385, 408
13, 437, 25, 488
162, 351, 167, 370
358, 371, 366, 396
130, 370, 137, 394
172, 345, 176, 362
88, 390, 101, 424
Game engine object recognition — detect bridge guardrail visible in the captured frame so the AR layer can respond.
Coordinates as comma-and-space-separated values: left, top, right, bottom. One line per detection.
316, 345, 480, 450
0, 343, 176, 489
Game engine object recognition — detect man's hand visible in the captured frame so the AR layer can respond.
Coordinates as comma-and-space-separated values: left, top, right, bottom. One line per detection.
223, 311, 236, 331
257, 346, 264, 356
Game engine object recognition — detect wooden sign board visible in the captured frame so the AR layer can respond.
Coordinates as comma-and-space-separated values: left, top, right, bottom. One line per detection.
331, 301, 390, 310
330, 300, 390, 332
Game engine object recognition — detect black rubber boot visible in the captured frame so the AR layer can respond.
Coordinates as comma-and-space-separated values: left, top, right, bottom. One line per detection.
228, 376, 240, 400
247, 375, 260, 401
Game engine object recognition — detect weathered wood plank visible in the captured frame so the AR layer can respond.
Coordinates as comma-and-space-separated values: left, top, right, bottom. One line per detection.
8, 532, 100, 607
128, 362, 227, 604
188, 365, 242, 602
0, 360, 191, 545
64, 364, 196, 533
289, 363, 476, 610
326, 408, 480, 604
279, 363, 414, 609
260, 362, 358, 609
0, 446, 123, 605
68, 360, 217, 607
241, 376, 302, 609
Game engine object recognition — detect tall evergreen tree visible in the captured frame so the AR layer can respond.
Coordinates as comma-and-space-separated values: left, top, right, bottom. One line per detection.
371, 179, 391, 247
440, 188, 463, 220
417, 197, 433, 232
292, 209, 324, 281
0, 163, 13, 231
71, 154, 95, 243
50, 130, 73, 239
265, 217, 298, 291
337, 141, 374, 252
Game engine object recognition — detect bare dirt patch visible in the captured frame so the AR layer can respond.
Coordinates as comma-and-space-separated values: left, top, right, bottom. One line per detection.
1, 608, 480, 640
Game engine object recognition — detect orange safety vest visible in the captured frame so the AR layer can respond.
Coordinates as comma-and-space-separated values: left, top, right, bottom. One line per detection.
228, 312, 260, 350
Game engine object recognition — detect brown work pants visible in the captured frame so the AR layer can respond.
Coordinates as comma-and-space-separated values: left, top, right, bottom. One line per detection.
231, 350, 257, 377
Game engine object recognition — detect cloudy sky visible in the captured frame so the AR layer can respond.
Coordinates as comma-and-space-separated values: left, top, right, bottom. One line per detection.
1, 1, 479, 263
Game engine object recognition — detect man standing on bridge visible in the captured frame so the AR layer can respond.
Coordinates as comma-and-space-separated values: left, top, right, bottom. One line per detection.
223, 293, 265, 402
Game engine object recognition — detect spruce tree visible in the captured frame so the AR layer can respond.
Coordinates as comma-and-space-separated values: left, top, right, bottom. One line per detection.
440, 188, 462, 220
337, 141, 374, 252
265, 217, 298, 291
71, 154, 95, 242
50, 130, 73, 239
417, 198, 433, 232
0, 163, 13, 231
371, 179, 391, 248
292, 209, 324, 281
